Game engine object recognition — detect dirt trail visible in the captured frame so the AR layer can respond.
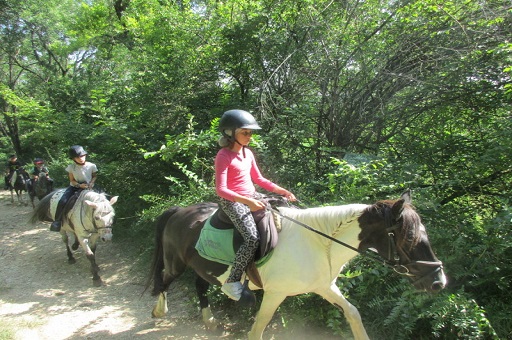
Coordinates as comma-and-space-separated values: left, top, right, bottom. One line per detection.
0, 190, 226, 340
0, 190, 342, 340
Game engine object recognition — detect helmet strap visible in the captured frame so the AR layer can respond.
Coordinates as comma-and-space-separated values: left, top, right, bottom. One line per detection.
233, 139, 247, 158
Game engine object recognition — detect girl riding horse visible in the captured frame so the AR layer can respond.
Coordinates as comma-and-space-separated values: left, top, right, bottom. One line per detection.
215, 109, 296, 301
29, 158, 54, 191
50, 145, 98, 232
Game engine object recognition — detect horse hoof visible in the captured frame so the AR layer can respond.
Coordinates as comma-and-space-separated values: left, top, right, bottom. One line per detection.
238, 288, 256, 307
93, 279, 103, 287
68, 258, 76, 264
206, 322, 223, 333
151, 310, 163, 318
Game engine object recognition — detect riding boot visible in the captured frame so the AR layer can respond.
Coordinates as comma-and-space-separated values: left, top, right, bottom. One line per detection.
50, 186, 78, 232
50, 194, 67, 232
50, 202, 64, 232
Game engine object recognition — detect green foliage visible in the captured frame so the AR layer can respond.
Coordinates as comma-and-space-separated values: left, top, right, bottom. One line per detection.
418, 293, 499, 339
1, 0, 511, 338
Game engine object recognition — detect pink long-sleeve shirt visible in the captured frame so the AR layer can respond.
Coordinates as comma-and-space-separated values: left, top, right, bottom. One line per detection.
215, 147, 276, 201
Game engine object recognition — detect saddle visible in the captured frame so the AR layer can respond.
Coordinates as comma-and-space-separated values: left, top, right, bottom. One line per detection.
196, 197, 287, 288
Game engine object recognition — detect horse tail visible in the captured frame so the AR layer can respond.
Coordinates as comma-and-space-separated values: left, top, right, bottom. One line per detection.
143, 206, 182, 297
29, 191, 55, 224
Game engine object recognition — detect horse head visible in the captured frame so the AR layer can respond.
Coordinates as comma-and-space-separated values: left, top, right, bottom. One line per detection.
84, 194, 119, 242
358, 190, 447, 292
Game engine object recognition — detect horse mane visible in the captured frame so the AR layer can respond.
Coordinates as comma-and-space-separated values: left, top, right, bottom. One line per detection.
78, 190, 111, 213
278, 204, 368, 233
394, 202, 422, 250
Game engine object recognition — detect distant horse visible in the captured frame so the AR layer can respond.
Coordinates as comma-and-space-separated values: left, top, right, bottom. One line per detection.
146, 190, 446, 340
28, 172, 53, 208
30, 189, 119, 286
8, 168, 29, 205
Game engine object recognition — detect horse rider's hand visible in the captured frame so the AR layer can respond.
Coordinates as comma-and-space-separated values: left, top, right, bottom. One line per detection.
283, 191, 297, 202
248, 198, 266, 212
275, 187, 297, 202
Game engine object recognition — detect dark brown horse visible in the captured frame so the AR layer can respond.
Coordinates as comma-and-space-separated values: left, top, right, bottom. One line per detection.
146, 190, 446, 340
28, 172, 53, 208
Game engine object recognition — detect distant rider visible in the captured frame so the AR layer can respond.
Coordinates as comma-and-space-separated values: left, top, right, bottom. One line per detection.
50, 145, 97, 232
4, 154, 23, 190
29, 158, 54, 192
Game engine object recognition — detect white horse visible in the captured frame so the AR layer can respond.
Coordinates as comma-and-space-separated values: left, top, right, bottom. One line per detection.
146, 190, 447, 339
30, 189, 119, 286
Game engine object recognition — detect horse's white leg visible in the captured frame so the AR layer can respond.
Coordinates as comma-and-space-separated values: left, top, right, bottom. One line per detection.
248, 292, 286, 340
152, 292, 168, 318
317, 284, 370, 340
77, 237, 94, 256
201, 307, 219, 331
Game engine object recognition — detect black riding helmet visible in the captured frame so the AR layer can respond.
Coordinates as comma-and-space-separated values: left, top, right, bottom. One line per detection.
68, 145, 87, 159
218, 109, 261, 138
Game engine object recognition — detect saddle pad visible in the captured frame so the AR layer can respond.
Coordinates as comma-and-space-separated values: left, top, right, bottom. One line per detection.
49, 189, 66, 219
195, 216, 236, 265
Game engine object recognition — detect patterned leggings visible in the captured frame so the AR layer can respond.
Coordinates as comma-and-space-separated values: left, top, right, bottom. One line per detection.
219, 195, 261, 282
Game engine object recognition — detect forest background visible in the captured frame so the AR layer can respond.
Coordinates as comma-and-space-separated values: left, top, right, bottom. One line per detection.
1, 0, 511, 338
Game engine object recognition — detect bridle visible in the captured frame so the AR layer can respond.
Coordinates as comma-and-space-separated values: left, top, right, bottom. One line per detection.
271, 208, 443, 286
72, 195, 112, 235
384, 223, 444, 288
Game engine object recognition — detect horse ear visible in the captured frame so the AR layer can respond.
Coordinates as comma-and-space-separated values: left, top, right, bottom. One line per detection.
400, 189, 412, 204
84, 200, 99, 208
391, 199, 405, 219
109, 196, 119, 205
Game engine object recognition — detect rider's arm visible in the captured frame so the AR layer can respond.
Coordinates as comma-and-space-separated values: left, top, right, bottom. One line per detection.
89, 172, 97, 188
68, 173, 82, 188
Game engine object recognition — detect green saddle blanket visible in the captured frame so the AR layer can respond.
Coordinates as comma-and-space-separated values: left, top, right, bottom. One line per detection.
195, 215, 236, 265
195, 211, 276, 266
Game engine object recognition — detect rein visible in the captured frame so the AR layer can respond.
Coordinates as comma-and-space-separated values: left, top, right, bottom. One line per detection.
271, 208, 443, 281
271, 208, 387, 266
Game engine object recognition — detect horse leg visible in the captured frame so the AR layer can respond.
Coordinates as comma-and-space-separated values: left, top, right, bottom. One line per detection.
71, 233, 80, 250
248, 292, 286, 340
76, 236, 102, 286
86, 252, 102, 287
196, 276, 219, 331
151, 257, 186, 318
87, 241, 102, 287
62, 232, 76, 264
20, 190, 27, 206
317, 284, 370, 340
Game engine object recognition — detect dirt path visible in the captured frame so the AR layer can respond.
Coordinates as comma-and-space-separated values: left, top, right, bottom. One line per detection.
0, 190, 343, 340
0, 190, 228, 340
